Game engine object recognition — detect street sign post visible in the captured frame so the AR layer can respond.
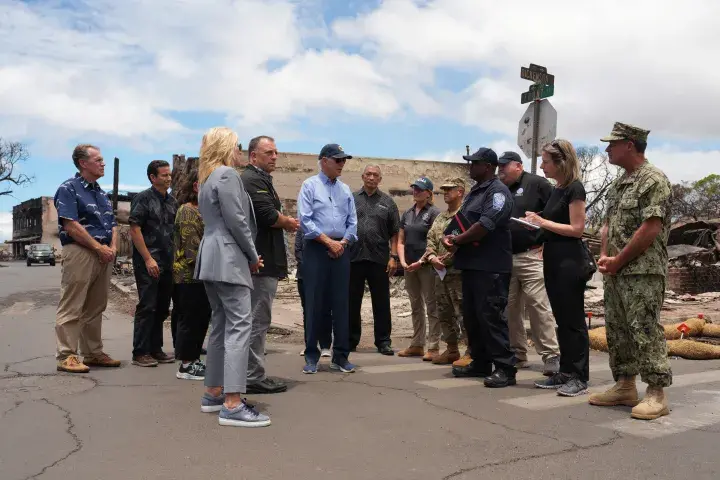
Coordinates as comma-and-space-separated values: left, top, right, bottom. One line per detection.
518, 63, 556, 173
517, 99, 557, 163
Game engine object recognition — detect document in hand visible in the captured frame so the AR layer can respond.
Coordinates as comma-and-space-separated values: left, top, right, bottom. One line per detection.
443, 211, 479, 246
510, 217, 541, 230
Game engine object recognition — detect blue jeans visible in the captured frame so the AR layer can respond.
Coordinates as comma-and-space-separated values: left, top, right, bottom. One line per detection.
302, 240, 350, 364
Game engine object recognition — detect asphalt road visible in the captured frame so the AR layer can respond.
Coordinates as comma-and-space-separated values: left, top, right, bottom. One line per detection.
1, 261, 719, 480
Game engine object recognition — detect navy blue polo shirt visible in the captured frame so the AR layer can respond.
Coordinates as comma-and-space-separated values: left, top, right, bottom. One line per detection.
454, 177, 514, 273
54, 173, 117, 246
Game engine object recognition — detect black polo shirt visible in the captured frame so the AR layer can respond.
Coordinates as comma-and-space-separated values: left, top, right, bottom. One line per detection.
454, 177, 513, 273
350, 188, 400, 265
507, 171, 553, 254
400, 203, 440, 264
241, 164, 287, 278
129, 187, 178, 267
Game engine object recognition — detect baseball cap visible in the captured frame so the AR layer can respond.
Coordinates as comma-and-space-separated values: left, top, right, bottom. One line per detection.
498, 151, 522, 165
600, 122, 650, 143
462, 147, 498, 165
410, 176, 434, 191
319, 144, 352, 160
439, 177, 467, 190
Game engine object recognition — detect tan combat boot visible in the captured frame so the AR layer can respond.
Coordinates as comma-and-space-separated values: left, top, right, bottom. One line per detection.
588, 376, 640, 407
423, 349, 440, 362
631, 386, 670, 420
398, 346, 424, 358
57, 355, 90, 373
452, 353, 473, 368
432, 344, 460, 365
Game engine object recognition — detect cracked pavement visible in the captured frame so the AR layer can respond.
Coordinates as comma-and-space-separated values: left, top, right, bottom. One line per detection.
1, 261, 720, 480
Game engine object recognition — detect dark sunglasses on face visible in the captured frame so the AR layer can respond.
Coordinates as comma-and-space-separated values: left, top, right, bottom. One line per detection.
333, 158, 347, 164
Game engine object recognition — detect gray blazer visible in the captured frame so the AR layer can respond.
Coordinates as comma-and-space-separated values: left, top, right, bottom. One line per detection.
194, 166, 258, 288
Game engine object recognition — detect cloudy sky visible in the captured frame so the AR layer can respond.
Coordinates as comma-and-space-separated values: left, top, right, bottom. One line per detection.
1, 0, 719, 241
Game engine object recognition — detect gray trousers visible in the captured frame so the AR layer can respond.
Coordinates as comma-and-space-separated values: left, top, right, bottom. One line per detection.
247, 276, 279, 383
203, 281, 252, 394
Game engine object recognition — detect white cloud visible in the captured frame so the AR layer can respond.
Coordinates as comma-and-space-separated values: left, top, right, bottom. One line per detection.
334, 0, 720, 143
0, 212, 12, 242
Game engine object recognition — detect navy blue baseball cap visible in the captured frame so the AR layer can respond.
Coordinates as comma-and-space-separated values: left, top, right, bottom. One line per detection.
498, 151, 522, 165
463, 147, 498, 165
410, 176, 434, 191
319, 143, 352, 160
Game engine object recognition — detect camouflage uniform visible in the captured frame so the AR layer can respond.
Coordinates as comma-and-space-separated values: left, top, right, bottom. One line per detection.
425, 178, 465, 345
601, 122, 672, 388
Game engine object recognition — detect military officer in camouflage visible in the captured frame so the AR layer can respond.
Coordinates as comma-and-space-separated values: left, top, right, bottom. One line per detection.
423, 178, 467, 365
590, 122, 673, 420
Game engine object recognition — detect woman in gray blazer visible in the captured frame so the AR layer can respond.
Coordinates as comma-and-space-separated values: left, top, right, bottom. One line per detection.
194, 126, 270, 428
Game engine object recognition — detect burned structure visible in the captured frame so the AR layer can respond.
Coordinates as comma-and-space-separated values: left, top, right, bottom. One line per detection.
8, 197, 60, 258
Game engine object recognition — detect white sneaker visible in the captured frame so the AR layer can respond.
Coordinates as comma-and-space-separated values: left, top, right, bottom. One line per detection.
321, 349, 331, 358
299, 348, 305, 356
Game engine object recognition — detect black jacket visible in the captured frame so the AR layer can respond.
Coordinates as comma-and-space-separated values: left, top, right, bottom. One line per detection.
240, 165, 287, 278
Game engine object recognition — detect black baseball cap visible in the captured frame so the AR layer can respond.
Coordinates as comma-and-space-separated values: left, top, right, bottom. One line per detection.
319, 143, 352, 160
498, 151, 522, 165
462, 147, 498, 165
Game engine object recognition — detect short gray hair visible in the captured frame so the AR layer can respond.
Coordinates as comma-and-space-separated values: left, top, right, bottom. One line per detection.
363, 164, 382, 175
72, 144, 99, 170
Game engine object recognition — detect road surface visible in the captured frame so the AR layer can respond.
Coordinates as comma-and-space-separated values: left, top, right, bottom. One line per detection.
1, 261, 719, 479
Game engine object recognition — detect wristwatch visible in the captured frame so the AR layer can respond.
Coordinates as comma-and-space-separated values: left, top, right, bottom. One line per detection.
391, 254, 399, 261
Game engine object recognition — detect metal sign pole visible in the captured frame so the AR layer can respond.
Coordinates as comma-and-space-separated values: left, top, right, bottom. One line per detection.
531, 100, 540, 174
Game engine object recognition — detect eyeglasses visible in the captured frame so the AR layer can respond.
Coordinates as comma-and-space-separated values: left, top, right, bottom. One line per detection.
333, 158, 347, 164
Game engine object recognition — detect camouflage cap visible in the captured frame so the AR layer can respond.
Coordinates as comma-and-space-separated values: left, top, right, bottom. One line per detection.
439, 177, 467, 190
600, 122, 650, 143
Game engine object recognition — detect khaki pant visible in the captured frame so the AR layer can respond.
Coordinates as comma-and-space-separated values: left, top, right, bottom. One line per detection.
507, 249, 559, 362
405, 264, 440, 350
56, 244, 112, 360
436, 272, 463, 345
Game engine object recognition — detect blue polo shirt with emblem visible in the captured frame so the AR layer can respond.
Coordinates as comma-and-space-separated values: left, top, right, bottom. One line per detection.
54, 173, 117, 247
454, 177, 514, 273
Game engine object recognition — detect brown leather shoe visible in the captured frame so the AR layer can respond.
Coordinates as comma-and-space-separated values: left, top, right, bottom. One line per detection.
57, 355, 90, 373
452, 353, 473, 368
151, 351, 175, 364
132, 355, 159, 367
423, 349, 440, 362
398, 346, 424, 357
84, 353, 121, 368
432, 346, 460, 365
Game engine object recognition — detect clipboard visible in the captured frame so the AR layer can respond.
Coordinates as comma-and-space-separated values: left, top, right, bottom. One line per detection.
443, 211, 479, 247
510, 217, 541, 230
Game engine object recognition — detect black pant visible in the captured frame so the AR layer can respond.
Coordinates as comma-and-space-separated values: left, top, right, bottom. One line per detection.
461, 270, 516, 371
173, 282, 211, 361
132, 260, 173, 357
297, 277, 332, 349
348, 260, 392, 349
302, 241, 350, 364
543, 241, 589, 381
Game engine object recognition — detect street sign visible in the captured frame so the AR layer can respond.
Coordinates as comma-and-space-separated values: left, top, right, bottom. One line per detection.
521, 84, 555, 104
520, 66, 555, 86
517, 99, 557, 159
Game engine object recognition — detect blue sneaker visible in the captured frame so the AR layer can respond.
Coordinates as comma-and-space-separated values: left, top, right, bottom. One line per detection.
218, 400, 271, 428
303, 362, 318, 374
200, 392, 225, 413
330, 361, 356, 373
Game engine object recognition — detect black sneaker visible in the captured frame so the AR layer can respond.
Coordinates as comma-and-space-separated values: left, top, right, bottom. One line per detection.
246, 377, 288, 394
534, 372, 571, 389
557, 377, 588, 397
483, 369, 516, 388
452, 361, 492, 378
176, 360, 206, 380
378, 344, 395, 356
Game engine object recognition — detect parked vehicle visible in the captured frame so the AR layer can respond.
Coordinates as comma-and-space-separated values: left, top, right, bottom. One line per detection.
26, 244, 56, 267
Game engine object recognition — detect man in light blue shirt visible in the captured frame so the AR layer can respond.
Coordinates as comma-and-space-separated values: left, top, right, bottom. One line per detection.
298, 143, 358, 374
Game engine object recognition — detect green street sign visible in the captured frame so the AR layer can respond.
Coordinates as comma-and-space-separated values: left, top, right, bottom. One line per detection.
521, 84, 554, 104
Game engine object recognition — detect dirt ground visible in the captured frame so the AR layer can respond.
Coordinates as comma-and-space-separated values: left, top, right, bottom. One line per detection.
110, 275, 720, 352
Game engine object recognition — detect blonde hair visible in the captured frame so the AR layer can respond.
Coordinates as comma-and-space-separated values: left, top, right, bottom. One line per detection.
542, 139, 580, 187
198, 127, 239, 184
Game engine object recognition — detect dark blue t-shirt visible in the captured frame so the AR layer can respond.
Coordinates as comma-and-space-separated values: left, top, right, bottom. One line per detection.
454, 177, 513, 273
54, 174, 117, 246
